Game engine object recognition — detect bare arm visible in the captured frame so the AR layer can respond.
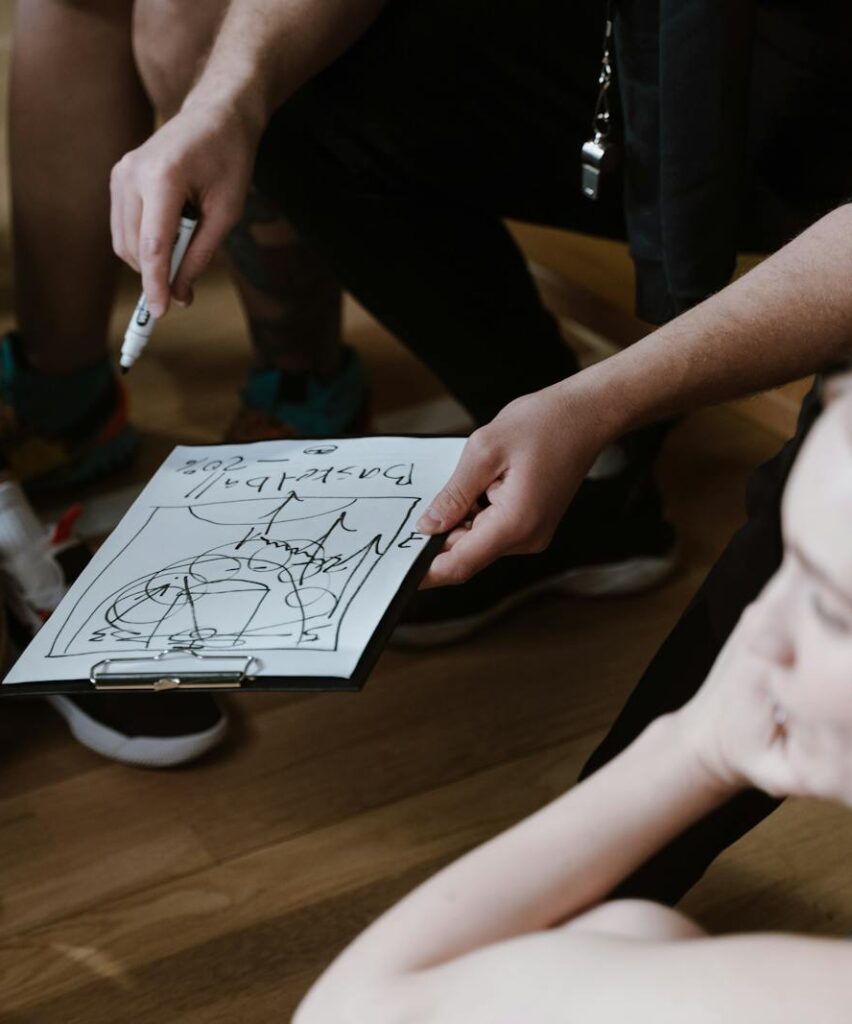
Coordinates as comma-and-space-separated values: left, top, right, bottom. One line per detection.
420, 204, 852, 586
321, 716, 724, 979
583, 203, 852, 431
296, 713, 732, 1021
112, 0, 389, 315
295, 658, 852, 1023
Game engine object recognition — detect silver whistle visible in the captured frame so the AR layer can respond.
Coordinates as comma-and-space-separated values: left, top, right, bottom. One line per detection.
581, 136, 613, 201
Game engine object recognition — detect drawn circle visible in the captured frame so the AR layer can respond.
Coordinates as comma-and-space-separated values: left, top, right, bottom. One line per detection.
284, 587, 335, 612
246, 551, 293, 572
140, 573, 191, 606
186, 554, 243, 576
302, 444, 338, 455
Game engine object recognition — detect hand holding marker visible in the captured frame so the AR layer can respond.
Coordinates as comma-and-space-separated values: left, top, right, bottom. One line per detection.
119, 202, 199, 374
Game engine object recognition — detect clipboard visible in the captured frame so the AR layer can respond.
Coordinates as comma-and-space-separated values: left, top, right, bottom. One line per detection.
1, 532, 441, 696
1, 436, 462, 696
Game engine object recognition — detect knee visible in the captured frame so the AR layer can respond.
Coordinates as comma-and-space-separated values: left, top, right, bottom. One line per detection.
132, 0, 225, 116
568, 899, 706, 942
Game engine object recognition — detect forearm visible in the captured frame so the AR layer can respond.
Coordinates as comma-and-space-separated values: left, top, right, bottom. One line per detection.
568, 203, 852, 443
310, 714, 732, 997
182, 0, 389, 130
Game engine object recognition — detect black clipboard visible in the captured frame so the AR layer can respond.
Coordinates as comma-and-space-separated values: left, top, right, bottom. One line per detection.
1, 432, 462, 697
0, 531, 442, 697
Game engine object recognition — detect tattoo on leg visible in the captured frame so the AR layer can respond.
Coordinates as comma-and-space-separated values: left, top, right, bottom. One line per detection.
224, 187, 343, 377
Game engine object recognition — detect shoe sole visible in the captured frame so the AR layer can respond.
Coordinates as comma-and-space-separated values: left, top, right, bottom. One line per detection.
391, 549, 678, 649
46, 694, 228, 768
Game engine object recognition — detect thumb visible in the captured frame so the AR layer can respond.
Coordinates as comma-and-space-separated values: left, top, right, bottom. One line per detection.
417, 432, 501, 534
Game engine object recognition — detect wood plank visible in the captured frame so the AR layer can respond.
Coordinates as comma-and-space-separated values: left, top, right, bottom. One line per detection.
4, 737, 852, 1022
0, 740, 593, 1017
682, 797, 852, 935
0, 585, 687, 936
0, 766, 213, 938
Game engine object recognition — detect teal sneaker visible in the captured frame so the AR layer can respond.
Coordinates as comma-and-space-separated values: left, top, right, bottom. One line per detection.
224, 345, 372, 442
0, 332, 139, 492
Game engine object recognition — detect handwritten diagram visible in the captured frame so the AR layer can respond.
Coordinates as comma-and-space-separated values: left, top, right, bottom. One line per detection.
49, 491, 421, 657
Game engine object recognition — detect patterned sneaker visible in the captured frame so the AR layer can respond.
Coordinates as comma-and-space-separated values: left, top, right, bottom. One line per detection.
225, 344, 372, 442
0, 332, 139, 492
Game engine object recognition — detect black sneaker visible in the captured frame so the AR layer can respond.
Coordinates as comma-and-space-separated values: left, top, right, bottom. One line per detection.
391, 470, 677, 648
2, 519, 229, 768
45, 692, 228, 768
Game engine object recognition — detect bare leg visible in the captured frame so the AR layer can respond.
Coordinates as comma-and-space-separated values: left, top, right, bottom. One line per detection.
133, 0, 343, 381
10, 0, 152, 374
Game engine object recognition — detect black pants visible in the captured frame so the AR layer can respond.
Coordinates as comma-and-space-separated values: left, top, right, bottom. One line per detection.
582, 387, 821, 902
256, 0, 830, 902
258, 0, 626, 424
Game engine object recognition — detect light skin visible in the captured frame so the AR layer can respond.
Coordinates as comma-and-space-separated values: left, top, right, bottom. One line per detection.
292, 391, 852, 1024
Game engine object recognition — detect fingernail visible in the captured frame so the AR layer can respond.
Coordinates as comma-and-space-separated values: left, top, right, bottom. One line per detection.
417, 507, 443, 532
149, 304, 164, 319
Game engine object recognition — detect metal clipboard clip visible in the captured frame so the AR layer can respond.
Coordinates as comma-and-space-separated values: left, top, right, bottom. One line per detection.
90, 646, 258, 691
